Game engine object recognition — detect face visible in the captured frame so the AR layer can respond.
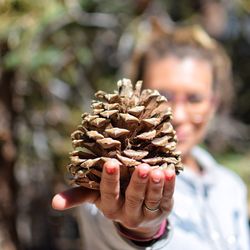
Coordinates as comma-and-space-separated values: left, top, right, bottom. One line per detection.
144, 56, 216, 157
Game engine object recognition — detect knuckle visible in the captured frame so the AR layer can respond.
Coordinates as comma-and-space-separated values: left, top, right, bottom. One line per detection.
150, 183, 164, 193
124, 219, 139, 229
102, 210, 117, 220
100, 176, 119, 198
101, 191, 119, 201
101, 175, 117, 187
161, 198, 174, 213
131, 180, 147, 192
125, 194, 144, 208
145, 199, 161, 207
163, 186, 174, 200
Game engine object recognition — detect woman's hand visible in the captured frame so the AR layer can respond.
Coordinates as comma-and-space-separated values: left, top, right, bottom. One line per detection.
52, 159, 175, 239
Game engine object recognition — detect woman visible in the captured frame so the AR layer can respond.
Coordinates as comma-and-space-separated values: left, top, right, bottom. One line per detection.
52, 22, 250, 249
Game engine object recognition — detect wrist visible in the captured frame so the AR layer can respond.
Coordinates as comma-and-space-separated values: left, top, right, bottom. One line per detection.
114, 220, 167, 242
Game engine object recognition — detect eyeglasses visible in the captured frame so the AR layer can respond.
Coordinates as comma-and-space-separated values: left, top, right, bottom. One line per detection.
160, 90, 213, 123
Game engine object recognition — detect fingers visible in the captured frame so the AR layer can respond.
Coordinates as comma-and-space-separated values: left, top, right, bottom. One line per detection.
124, 164, 150, 226
143, 169, 164, 216
160, 167, 176, 214
52, 160, 175, 231
99, 159, 122, 219
52, 186, 99, 210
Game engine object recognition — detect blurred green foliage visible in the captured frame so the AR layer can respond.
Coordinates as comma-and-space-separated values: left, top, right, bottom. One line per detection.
216, 152, 250, 214
0, 0, 249, 249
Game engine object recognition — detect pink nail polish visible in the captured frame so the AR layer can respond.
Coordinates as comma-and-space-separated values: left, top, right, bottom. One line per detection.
139, 170, 148, 178
106, 166, 116, 175
165, 171, 175, 181
152, 170, 162, 183
137, 164, 149, 178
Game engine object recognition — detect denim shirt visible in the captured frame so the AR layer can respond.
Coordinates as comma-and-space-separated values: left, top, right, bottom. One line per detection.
78, 147, 250, 250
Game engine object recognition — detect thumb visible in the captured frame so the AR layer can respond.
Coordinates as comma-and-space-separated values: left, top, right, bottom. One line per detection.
52, 186, 99, 210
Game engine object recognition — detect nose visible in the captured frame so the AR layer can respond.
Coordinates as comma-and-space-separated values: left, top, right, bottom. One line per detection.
172, 102, 188, 126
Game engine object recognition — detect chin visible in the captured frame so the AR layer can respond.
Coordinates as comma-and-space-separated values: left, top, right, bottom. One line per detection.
176, 142, 194, 159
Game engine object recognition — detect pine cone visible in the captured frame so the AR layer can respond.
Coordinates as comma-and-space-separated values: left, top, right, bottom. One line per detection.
68, 79, 182, 192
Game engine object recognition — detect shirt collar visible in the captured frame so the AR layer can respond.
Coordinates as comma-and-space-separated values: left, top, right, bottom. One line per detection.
178, 146, 218, 189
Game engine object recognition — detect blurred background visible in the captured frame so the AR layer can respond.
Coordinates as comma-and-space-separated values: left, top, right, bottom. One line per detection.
0, 0, 249, 249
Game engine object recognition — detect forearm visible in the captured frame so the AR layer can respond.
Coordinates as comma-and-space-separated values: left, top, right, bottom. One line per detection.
114, 220, 166, 240
114, 219, 172, 248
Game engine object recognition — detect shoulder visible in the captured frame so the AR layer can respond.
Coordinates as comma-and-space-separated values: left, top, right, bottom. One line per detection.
192, 146, 247, 193
216, 163, 247, 194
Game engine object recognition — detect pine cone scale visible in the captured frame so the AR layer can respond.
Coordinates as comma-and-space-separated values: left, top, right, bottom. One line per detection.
67, 79, 183, 191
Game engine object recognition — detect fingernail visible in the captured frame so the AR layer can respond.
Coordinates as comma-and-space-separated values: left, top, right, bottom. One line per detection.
165, 170, 175, 181
152, 170, 162, 183
152, 176, 161, 183
106, 166, 116, 175
137, 164, 149, 178
52, 194, 66, 210
165, 174, 174, 181
139, 169, 148, 178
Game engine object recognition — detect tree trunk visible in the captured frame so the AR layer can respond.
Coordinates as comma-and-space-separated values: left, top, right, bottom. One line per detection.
0, 42, 19, 250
